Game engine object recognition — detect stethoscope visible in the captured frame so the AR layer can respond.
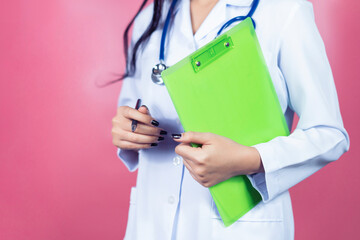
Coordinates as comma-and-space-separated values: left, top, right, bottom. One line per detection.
151, 0, 260, 85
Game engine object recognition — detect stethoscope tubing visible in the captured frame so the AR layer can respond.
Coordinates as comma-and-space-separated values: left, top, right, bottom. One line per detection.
159, 0, 179, 62
152, 0, 260, 85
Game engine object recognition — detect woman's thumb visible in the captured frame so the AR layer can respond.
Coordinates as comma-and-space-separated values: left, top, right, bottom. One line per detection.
138, 105, 150, 115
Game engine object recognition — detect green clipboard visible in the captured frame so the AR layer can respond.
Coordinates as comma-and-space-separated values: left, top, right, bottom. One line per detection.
161, 17, 290, 227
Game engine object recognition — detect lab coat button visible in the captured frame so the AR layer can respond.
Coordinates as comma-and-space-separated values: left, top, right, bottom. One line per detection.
173, 156, 182, 166
168, 196, 175, 204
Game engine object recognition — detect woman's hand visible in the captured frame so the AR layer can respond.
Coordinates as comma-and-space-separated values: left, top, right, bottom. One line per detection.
112, 105, 167, 151
172, 131, 264, 188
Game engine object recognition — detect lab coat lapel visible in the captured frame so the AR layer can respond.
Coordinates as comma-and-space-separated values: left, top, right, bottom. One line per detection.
175, 0, 254, 43
224, 0, 253, 7
177, 0, 195, 43
193, 0, 226, 42
176, 0, 228, 43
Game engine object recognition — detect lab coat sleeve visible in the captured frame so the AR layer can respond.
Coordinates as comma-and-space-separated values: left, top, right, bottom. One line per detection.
115, 9, 148, 172
116, 73, 141, 172
246, 1, 350, 202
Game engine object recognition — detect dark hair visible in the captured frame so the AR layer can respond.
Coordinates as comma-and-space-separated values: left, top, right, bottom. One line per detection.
101, 0, 165, 87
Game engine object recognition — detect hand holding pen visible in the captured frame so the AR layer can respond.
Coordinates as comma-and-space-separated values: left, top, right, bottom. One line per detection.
111, 98, 167, 151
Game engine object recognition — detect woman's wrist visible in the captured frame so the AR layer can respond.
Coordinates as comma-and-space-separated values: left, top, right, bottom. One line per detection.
233, 145, 264, 176
248, 146, 264, 174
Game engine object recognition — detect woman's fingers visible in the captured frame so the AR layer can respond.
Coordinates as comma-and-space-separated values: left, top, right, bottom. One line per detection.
183, 158, 211, 188
183, 160, 199, 181
175, 142, 201, 162
128, 122, 167, 136
118, 106, 159, 127
114, 139, 156, 150
112, 116, 166, 137
112, 105, 167, 150
116, 105, 167, 136
113, 128, 164, 144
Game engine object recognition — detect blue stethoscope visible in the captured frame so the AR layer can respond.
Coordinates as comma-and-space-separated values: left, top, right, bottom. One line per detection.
151, 0, 260, 85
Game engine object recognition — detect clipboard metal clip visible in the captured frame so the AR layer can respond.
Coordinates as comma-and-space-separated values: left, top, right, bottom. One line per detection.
191, 35, 234, 73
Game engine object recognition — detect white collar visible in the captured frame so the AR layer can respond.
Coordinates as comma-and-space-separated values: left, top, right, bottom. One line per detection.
174, 0, 254, 42
220, 0, 253, 7
173, 0, 254, 14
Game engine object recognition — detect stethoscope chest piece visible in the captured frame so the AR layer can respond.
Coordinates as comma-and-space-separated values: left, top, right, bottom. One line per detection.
151, 63, 167, 85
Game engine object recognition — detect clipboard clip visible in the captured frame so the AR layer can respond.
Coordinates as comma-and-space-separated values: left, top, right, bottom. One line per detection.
191, 35, 234, 73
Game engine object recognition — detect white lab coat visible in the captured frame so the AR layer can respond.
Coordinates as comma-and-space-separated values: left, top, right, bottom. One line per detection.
116, 0, 350, 239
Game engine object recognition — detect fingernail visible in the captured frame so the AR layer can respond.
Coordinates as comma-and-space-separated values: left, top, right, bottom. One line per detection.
151, 120, 159, 126
158, 136, 164, 141
151, 143, 158, 147
160, 130, 167, 135
171, 133, 182, 139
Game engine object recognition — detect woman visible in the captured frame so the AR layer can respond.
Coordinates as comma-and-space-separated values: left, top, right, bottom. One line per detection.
111, 0, 350, 239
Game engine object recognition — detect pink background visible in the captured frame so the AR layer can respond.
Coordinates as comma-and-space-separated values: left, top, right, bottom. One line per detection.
0, 0, 359, 239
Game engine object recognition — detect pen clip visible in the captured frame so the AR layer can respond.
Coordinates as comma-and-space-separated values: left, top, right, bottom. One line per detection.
135, 98, 142, 110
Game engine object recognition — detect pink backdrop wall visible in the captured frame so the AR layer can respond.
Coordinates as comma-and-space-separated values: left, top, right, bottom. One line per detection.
0, 0, 359, 239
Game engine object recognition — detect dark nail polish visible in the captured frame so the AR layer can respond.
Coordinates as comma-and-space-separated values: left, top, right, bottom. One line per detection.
158, 136, 164, 141
151, 120, 159, 126
171, 133, 182, 139
151, 143, 158, 147
160, 130, 167, 135
141, 104, 148, 110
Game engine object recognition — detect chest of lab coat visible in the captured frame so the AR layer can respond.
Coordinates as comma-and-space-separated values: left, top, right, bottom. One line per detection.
117, 0, 350, 239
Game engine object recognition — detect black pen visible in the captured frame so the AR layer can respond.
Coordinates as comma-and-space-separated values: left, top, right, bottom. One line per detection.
131, 98, 141, 132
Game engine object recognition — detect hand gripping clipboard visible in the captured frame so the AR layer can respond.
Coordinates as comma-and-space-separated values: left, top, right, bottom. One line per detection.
161, 17, 290, 227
